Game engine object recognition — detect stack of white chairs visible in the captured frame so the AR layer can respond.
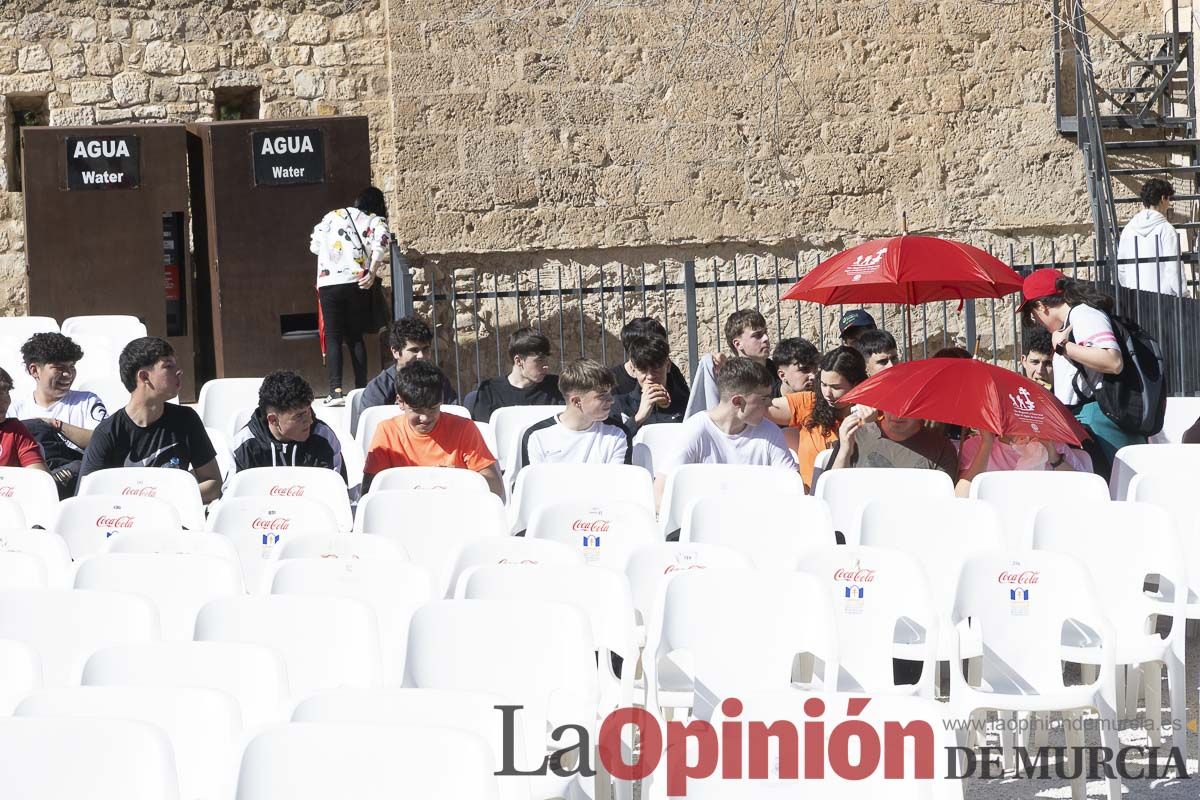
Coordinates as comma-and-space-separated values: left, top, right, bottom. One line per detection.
367, 465, 490, 494
60, 315, 146, 354
1149, 396, 1200, 443
73, 374, 130, 415
1130, 471, 1200, 623
509, 462, 654, 533
527, 498, 658, 571
968, 471, 1109, 551
630, 422, 684, 475
0, 526, 73, 588
682, 493, 834, 569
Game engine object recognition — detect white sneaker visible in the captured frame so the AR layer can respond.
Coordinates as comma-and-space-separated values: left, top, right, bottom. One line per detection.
325, 391, 345, 407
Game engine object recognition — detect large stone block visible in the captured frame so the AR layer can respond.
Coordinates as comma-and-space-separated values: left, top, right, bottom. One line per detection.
293, 69, 326, 99
69, 80, 112, 104
251, 11, 290, 41
18, 46, 50, 73
143, 42, 187, 75
85, 43, 123, 76
396, 134, 460, 172
112, 71, 151, 106
289, 15, 330, 45
312, 44, 347, 67
49, 106, 97, 127
538, 167, 596, 207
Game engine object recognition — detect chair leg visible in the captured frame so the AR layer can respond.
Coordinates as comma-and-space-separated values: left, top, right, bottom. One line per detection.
1114, 664, 1127, 726
1064, 710, 1086, 800
1124, 664, 1142, 732
1097, 701, 1124, 800
1144, 661, 1163, 748
1032, 711, 1050, 752
1000, 711, 1017, 774
967, 655, 982, 687
1166, 647, 1187, 750
1081, 663, 1099, 684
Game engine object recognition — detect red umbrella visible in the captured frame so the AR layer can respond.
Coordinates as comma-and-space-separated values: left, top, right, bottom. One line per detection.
836, 358, 1089, 446
781, 235, 1023, 305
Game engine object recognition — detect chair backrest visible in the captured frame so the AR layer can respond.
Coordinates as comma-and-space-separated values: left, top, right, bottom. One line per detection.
951, 550, 1108, 694
17, 686, 242, 800
682, 494, 835, 569
1034, 501, 1185, 643
861, 498, 1003, 619
489, 404, 566, 475
526, 499, 658, 571
0, 315, 57, 338
290, 688, 530, 800
74, 553, 244, 640
1112, 443, 1200, 500
0, 550, 47, 589
797, 545, 938, 695
660, 463, 806, 536
270, 558, 431, 683
271, 531, 409, 562
355, 490, 507, 595
509, 463, 655, 532
356, 404, 403, 457
464, 564, 638, 708
196, 378, 264, 438
1149, 396, 1200, 444
204, 496, 341, 591
0, 529, 73, 588
448, 536, 584, 598
810, 446, 835, 489
403, 599, 597, 771
475, 421, 498, 460
0, 467, 60, 529
368, 465, 490, 494
0, 496, 27, 529
814, 468, 954, 546
225, 466, 352, 532
74, 375, 130, 416
442, 403, 471, 418
100, 530, 240, 564
52, 495, 183, 560
0, 589, 160, 685
70, 335, 118, 386
83, 641, 290, 730
968, 470, 1109, 550
624, 542, 752, 629
206, 427, 236, 485
650, 569, 837, 720
77, 467, 204, 530
0, 639, 41, 714
61, 315, 146, 351
630, 422, 685, 475
0, 716, 179, 800
343, 388, 366, 436
194, 594, 382, 698
235, 722, 501, 800
1130, 471, 1200, 605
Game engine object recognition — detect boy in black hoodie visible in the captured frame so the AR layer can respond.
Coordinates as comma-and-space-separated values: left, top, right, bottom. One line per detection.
231, 370, 346, 480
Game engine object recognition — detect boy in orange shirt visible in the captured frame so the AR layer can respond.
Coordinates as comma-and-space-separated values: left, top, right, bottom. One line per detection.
363, 360, 504, 497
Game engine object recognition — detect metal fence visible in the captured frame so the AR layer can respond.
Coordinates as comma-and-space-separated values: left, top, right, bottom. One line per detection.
390, 240, 1200, 400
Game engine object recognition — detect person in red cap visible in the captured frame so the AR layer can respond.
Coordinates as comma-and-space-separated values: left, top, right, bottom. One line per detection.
1019, 268, 1143, 479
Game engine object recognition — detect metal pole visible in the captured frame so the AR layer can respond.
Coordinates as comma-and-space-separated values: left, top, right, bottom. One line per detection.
390, 243, 414, 319
684, 260, 700, 378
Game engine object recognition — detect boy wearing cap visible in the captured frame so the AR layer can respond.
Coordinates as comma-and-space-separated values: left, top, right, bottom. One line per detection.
839, 309, 877, 345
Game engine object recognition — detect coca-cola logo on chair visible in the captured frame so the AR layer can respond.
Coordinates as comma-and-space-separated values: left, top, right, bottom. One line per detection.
269, 485, 306, 497
251, 517, 291, 531
95, 515, 135, 529
121, 486, 157, 497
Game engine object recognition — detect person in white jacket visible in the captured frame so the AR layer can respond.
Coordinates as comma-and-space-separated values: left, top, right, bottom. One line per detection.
1117, 179, 1183, 296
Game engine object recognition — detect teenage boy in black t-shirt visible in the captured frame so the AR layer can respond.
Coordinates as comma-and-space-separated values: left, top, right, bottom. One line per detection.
470, 327, 564, 422
80, 337, 221, 503
615, 334, 689, 429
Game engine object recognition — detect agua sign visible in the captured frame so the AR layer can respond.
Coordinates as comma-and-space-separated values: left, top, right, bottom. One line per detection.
65, 135, 140, 189
252, 129, 325, 186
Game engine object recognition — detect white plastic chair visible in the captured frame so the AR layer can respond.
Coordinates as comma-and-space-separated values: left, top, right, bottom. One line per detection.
83, 641, 290, 730
797, 545, 939, 696
225, 466, 352, 533
624, 542, 752, 633
61, 315, 147, 352
291, 688, 530, 800
814, 467, 954, 546
100, 530, 240, 564
509, 463, 654, 533
206, 427, 236, 486
0, 467, 59, 529
356, 404, 403, 457
489, 404, 566, 476
448, 536, 584, 598
659, 463, 806, 537
17, 686, 242, 800
0, 315, 58, 338
270, 557, 431, 683
1130, 472, 1200, 621
356, 490, 507, 596
810, 445, 835, 489
196, 377, 264, 438
204, 496, 340, 591
1149, 396, 1200, 444
368, 465, 489, 494
403, 599, 596, 799
0, 639, 41, 714
195, 594, 383, 698
74, 375, 130, 416
270, 531, 408, 562
52, 495, 183, 559
74, 553, 244, 640
0, 589, 159, 685
70, 336, 118, 387
0, 497, 27, 529
968, 470, 1110, 551
442, 403, 471, 418
1034, 501, 1186, 750
948, 550, 1121, 800
1111, 443, 1200, 500
682, 493, 835, 569
647, 569, 838, 722
235, 722, 501, 800
465, 564, 639, 711
0, 550, 47, 589
77, 467, 205, 530
630, 422, 685, 475
0, 716, 179, 800
0, 528, 73, 588
475, 420, 498, 459
527, 499, 658, 571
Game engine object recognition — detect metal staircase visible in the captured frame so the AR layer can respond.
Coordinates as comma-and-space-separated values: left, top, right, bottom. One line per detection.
1054, 0, 1199, 276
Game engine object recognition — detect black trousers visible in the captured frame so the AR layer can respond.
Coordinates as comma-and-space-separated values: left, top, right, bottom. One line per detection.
318, 282, 369, 394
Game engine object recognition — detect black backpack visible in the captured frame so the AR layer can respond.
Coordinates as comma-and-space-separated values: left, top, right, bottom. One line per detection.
1069, 308, 1167, 437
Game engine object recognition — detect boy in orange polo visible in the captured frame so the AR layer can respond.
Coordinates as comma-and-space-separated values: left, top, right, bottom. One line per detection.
363, 360, 504, 497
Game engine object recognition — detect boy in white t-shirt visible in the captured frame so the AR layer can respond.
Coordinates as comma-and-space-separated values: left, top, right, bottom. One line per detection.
519, 358, 631, 469
656, 356, 798, 508
10, 333, 108, 496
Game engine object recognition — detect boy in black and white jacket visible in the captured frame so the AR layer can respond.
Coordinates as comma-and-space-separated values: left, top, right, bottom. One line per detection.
520, 358, 631, 468
232, 370, 345, 480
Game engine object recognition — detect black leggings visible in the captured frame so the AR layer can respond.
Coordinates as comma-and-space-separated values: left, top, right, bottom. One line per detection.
319, 282, 369, 394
